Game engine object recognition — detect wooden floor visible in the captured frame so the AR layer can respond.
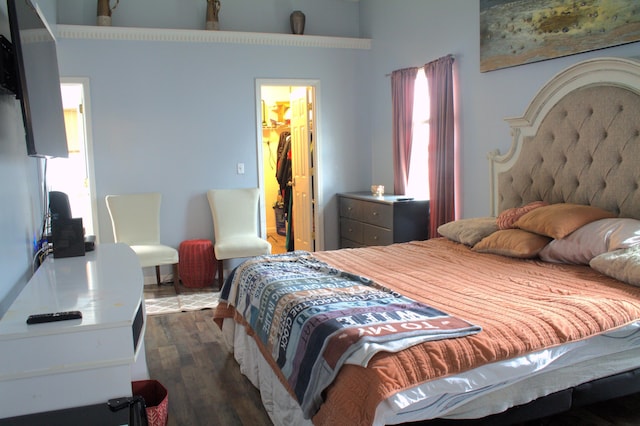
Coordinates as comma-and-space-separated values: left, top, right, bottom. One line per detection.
145, 310, 272, 425
144, 306, 640, 426
267, 231, 287, 254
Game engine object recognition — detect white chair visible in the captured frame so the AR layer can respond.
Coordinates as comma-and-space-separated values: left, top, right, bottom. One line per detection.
105, 193, 180, 293
207, 188, 272, 287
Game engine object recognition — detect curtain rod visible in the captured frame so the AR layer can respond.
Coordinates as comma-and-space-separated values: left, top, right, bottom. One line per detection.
385, 54, 454, 77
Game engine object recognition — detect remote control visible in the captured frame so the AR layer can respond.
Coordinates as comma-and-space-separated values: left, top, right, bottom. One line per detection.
27, 310, 82, 324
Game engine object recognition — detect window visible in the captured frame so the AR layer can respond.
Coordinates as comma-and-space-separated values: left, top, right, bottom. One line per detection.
406, 69, 429, 199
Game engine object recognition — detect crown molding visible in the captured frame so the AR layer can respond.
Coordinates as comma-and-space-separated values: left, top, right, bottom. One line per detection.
56, 25, 371, 50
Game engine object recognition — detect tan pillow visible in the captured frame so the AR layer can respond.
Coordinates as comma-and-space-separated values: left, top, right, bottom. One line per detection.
497, 200, 548, 230
514, 203, 616, 239
437, 217, 498, 246
472, 229, 551, 258
590, 245, 640, 287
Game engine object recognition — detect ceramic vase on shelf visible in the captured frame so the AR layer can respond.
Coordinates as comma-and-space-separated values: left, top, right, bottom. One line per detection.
206, 0, 221, 30
290, 10, 305, 35
97, 0, 119, 26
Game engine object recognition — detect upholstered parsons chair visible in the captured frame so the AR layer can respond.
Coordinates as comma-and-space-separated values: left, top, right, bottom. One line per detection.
207, 188, 272, 287
105, 193, 180, 293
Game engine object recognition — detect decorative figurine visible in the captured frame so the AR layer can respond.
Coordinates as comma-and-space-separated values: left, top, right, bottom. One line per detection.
97, 0, 119, 26
206, 0, 221, 30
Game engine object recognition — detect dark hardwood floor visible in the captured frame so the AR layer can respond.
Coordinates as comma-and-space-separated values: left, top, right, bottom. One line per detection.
145, 309, 272, 425
144, 304, 640, 426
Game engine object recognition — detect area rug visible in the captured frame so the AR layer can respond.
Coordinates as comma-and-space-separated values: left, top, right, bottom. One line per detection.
145, 292, 220, 316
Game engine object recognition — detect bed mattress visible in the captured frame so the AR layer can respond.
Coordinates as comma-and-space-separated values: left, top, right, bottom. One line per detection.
214, 239, 640, 425
221, 318, 640, 425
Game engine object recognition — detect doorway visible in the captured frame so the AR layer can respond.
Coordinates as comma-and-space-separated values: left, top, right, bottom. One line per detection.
256, 79, 321, 253
47, 79, 97, 239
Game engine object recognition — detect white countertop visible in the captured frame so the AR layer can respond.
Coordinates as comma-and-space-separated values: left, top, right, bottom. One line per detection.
0, 243, 143, 338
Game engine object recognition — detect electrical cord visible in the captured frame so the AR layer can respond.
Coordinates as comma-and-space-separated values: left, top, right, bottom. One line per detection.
39, 158, 48, 240
32, 158, 51, 272
32, 243, 52, 272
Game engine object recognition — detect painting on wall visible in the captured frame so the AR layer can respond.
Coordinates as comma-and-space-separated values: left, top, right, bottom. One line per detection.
480, 0, 640, 72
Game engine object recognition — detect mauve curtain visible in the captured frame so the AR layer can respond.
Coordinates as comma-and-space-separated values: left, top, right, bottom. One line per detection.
425, 55, 455, 238
391, 68, 418, 195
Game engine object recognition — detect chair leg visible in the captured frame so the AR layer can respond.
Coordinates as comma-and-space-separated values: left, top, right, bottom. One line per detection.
155, 265, 161, 286
173, 263, 180, 295
218, 259, 224, 289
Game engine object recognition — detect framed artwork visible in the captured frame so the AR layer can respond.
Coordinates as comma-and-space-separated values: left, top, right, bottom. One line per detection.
480, 0, 640, 72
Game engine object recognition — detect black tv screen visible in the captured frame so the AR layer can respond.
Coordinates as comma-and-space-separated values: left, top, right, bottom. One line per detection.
7, 0, 68, 158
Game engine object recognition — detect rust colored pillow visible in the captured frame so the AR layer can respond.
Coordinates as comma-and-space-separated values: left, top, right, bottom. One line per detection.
472, 229, 551, 259
514, 203, 616, 240
497, 201, 548, 230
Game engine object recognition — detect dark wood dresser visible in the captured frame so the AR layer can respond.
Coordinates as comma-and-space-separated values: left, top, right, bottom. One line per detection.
338, 192, 430, 248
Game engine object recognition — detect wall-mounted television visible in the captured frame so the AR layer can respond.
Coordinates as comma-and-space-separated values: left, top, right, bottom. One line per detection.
7, 0, 68, 158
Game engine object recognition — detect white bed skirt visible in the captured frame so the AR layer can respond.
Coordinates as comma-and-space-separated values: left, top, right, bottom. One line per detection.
222, 317, 640, 425
222, 317, 313, 425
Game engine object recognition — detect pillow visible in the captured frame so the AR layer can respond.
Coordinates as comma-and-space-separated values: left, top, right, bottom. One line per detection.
514, 203, 616, 239
590, 245, 640, 287
539, 218, 640, 264
437, 217, 498, 246
497, 200, 548, 230
472, 229, 551, 259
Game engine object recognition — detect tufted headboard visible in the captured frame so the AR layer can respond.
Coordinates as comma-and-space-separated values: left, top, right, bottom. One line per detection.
489, 57, 640, 220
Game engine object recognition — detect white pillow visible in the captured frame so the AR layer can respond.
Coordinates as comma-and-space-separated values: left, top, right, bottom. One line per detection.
590, 245, 640, 286
539, 218, 640, 264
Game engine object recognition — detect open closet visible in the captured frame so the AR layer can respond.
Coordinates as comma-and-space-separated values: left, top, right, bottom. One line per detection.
260, 84, 316, 254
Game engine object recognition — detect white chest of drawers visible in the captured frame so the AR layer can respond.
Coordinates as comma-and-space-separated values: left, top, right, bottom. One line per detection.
0, 243, 148, 419
338, 192, 430, 248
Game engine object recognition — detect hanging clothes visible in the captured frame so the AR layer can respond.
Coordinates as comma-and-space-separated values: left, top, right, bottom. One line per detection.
286, 189, 294, 251
276, 131, 294, 251
276, 131, 291, 190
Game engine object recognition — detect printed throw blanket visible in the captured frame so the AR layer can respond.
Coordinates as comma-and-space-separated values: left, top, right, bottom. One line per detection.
219, 251, 481, 419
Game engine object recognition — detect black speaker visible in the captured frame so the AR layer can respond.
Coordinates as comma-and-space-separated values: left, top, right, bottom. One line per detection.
49, 191, 72, 221
52, 218, 85, 258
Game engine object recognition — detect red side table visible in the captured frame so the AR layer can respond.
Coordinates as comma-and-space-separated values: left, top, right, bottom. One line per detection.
178, 239, 217, 289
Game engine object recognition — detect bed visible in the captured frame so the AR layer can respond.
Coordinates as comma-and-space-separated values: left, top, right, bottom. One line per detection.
213, 57, 640, 425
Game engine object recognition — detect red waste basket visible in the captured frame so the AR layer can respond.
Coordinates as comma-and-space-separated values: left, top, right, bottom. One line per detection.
132, 379, 168, 426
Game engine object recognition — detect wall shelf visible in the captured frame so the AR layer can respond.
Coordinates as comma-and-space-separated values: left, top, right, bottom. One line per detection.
57, 24, 372, 50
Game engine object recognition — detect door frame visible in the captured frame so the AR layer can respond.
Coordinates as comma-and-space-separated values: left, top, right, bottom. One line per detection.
254, 78, 324, 251
59, 77, 99, 241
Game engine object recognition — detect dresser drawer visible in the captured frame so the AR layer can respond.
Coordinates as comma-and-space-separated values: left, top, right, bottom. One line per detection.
340, 218, 364, 244
363, 224, 393, 246
340, 238, 364, 248
339, 197, 362, 219
360, 201, 393, 228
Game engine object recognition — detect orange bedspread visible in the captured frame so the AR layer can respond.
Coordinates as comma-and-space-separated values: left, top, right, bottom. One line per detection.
217, 239, 640, 425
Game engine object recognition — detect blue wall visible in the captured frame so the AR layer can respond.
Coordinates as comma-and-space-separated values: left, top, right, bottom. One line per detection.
57, 34, 370, 252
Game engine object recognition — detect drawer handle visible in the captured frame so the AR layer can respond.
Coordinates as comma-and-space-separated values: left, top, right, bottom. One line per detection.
347, 207, 352, 211
373, 236, 378, 240
372, 212, 378, 216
